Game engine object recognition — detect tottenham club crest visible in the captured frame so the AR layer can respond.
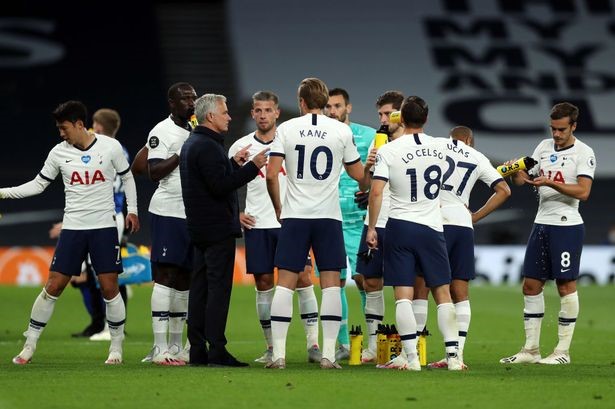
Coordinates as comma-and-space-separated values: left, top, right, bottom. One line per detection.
149, 136, 160, 149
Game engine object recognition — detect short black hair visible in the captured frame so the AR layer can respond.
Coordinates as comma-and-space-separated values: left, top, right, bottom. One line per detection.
329, 88, 350, 104
400, 96, 428, 128
52, 101, 87, 124
168, 82, 194, 100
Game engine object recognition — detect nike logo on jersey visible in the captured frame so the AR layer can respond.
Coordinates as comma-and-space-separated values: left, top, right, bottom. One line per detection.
65, 159, 72, 163
561, 268, 570, 272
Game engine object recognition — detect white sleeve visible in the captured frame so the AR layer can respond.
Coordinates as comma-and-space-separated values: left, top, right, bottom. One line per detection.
147, 129, 171, 160
1, 149, 59, 199
576, 145, 596, 179
0, 176, 51, 199
343, 128, 361, 164
120, 171, 138, 215
110, 140, 131, 174
478, 153, 504, 188
372, 147, 390, 181
110, 140, 137, 213
270, 128, 285, 157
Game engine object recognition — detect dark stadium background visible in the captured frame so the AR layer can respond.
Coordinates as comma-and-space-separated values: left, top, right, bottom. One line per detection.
1, 0, 614, 247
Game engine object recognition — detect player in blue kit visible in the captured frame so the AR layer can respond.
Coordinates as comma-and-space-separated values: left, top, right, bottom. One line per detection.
2, 101, 139, 365
500, 102, 596, 365
324, 88, 375, 360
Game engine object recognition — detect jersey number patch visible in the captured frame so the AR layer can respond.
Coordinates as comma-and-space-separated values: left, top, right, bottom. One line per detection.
294, 144, 333, 180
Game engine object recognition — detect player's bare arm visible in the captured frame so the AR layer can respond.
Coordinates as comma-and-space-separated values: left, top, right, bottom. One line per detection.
472, 180, 511, 224
148, 155, 180, 182
125, 213, 140, 233
344, 160, 367, 189
525, 175, 593, 201
266, 154, 283, 222
505, 158, 529, 186
366, 179, 386, 249
131, 145, 149, 176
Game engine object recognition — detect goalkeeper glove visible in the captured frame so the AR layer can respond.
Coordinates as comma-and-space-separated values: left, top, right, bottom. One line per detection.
354, 190, 369, 210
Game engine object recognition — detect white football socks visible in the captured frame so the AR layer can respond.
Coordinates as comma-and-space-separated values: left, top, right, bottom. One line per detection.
437, 302, 459, 356
455, 300, 471, 357
320, 286, 342, 362
395, 299, 418, 360
270, 286, 294, 361
256, 287, 275, 348
25, 288, 58, 347
556, 291, 579, 352
297, 285, 319, 349
151, 283, 172, 352
412, 298, 429, 334
523, 292, 545, 351
365, 290, 384, 353
105, 293, 126, 352
169, 289, 189, 349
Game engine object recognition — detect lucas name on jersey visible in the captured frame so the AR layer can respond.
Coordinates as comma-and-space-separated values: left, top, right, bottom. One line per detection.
446, 141, 470, 158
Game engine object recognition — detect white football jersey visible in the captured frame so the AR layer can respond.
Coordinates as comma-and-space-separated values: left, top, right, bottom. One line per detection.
41, 134, 130, 230
364, 139, 391, 228
529, 137, 596, 226
229, 133, 287, 229
440, 139, 504, 228
373, 133, 448, 232
270, 113, 360, 220
146, 116, 190, 219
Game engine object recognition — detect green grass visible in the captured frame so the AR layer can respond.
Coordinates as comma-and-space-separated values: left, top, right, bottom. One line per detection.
0, 284, 614, 409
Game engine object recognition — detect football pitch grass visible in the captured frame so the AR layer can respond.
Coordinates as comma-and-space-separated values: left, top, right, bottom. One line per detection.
0, 284, 613, 409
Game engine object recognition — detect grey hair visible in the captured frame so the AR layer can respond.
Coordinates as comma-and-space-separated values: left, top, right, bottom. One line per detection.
195, 94, 226, 123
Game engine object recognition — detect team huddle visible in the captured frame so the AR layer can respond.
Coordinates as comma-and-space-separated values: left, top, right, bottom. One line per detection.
0, 77, 596, 370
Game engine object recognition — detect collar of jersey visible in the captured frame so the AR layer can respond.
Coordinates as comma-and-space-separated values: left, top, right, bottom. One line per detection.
74, 136, 98, 151
252, 133, 274, 145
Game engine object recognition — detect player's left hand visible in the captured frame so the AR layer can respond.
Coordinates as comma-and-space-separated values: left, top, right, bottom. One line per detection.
125, 213, 140, 233
524, 175, 549, 187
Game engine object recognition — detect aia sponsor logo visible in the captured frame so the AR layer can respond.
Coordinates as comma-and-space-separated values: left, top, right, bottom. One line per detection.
70, 170, 105, 185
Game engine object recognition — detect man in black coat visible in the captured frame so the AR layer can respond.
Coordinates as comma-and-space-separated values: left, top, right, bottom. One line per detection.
179, 93, 268, 367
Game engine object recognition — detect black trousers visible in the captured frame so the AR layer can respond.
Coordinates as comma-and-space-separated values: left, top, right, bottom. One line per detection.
187, 235, 236, 363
